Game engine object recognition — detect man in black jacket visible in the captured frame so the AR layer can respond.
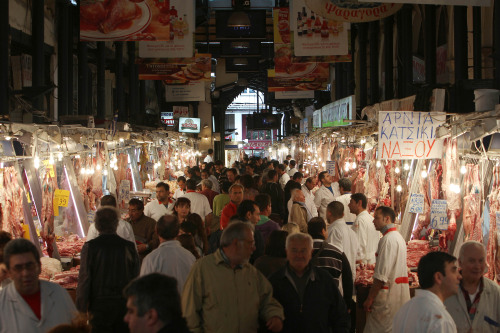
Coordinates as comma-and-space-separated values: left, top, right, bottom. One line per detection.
76, 207, 140, 332
269, 232, 350, 333
260, 170, 285, 222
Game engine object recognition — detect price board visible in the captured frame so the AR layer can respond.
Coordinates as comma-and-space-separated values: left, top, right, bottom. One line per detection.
430, 199, 448, 230
408, 193, 424, 214
326, 161, 336, 177
53, 189, 70, 216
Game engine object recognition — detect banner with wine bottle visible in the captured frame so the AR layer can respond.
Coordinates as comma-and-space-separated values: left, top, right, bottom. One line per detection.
291, 0, 349, 56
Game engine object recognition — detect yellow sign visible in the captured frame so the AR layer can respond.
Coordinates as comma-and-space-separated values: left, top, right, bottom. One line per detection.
53, 189, 70, 216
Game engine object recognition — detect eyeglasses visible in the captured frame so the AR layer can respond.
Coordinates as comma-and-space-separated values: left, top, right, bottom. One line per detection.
11, 262, 38, 273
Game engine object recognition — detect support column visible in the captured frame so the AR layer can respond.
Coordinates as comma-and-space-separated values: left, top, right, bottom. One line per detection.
128, 42, 138, 123
0, 0, 9, 117
398, 5, 413, 97
369, 20, 380, 104
384, 16, 394, 100
97, 42, 106, 119
68, 4, 74, 115
358, 23, 368, 109
32, 0, 45, 114
348, 27, 356, 97
115, 42, 125, 121
454, 6, 468, 83
78, 42, 88, 115
473, 7, 482, 79
139, 80, 146, 125
57, 0, 68, 117
335, 64, 343, 100
424, 5, 437, 84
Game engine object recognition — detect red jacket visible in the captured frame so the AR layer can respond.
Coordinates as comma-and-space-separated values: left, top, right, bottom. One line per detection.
220, 201, 238, 230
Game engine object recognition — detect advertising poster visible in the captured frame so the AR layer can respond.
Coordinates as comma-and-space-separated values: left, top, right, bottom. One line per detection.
378, 111, 445, 160
138, 53, 211, 82
359, 0, 489, 6
178, 117, 201, 133
321, 95, 354, 127
165, 82, 205, 101
80, 0, 194, 42
304, 0, 402, 23
291, 0, 349, 56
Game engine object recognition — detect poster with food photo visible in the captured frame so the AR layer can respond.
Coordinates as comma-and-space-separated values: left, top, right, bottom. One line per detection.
137, 53, 211, 83
291, 0, 349, 56
80, 0, 194, 42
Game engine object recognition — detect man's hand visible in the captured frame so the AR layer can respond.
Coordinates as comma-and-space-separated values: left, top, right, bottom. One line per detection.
363, 297, 374, 312
137, 244, 148, 254
266, 316, 283, 332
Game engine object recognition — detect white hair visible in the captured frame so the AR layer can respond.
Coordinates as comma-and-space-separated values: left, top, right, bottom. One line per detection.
291, 188, 303, 201
459, 240, 485, 261
285, 232, 313, 250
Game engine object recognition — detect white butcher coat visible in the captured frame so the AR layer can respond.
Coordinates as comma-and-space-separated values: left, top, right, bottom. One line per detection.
314, 184, 339, 219
181, 191, 212, 219
352, 210, 379, 264
444, 277, 500, 333
0, 280, 77, 333
144, 199, 174, 222
364, 227, 410, 333
327, 217, 358, 282
393, 289, 456, 333
279, 172, 290, 190
334, 193, 356, 223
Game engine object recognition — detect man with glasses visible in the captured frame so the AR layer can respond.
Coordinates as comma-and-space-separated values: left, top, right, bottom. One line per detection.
128, 198, 158, 260
0, 238, 77, 332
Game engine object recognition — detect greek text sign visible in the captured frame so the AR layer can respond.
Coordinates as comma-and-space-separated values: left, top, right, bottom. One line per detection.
430, 199, 448, 230
378, 111, 445, 160
408, 193, 424, 214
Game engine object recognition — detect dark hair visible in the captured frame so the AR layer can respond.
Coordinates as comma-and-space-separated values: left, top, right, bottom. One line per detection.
191, 166, 201, 173
338, 178, 352, 191
351, 193, 368, 209
418, 252, 457, 289
177, 234, 200, 259
95, 207, 119, 233
208, 148, 214, 154
180, 220, 197, 236
254, 194, 271, 212
4, 238, 40, 269
123, 273, 187, 328
290, 160, 296, 167
221, 181, 232, 194
100, 194, 117, 207
0, 231, 12, 263
271, 160, 279, 168
128, 198, 144, 211
174, 197, 191, 213
240, 174, 254, 189
288, 181, 301, 192
186, 178, 197, 190
267, 170, 277, 180
246, 164, 255, 171
308, 217, 327, 239
376, 206, 396, 223
265, 230, 288, 257
227, 168, 237, 176
305, 177, 314, 184
237, 200, 258, 220
215, 160, 223, 166
156, 182, 170, 192
283, 160, 289, 166
326, 201, 344, 218
157, 215, 180, 240
318, 171, 328, 182
186, 213, 206, 242
292, 172, 303, 180
277, 164, 286, 172
177, 176, 186, 183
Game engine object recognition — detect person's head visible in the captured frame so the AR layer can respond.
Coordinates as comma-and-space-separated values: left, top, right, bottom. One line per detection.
220, 222, 255, 266
155, 182, 170, 202
292, 172, 303, 183
124, 273, 186, 333
237, 200, 260, 225
186, 178, 197, 191
229, 184, 244, 205
221, 181, 232, 194
373, 206, 396, 231
208, 148, 214, 155
326, 201, 344, 223
240, 174, 254, 190
286, 155, 291, 160
271, 160, 279, 169
177, 176, 187, 190
265, 230, 288, 258
200, 170, 209, 180
318, 171, 332, 186
338, 178, 352, 193
291, 189, 305, 203
348, 193, 368, 215
186, 168, 195, 179
200, 179, 213, 191
186, 213, 205, 238
418, 252, 461, 300
245, 164, 255, 175
156, 215, 180, 241
253, 175, 263, 189
4, 238, 41, 295
286, 233, 313, 276
192, 166, 201, 176
0, 231, 13, 263
176, 234, 200, 259
304, 177, 315, 191
277, 164, 286, 175
255, 194, 272, 217
100, 194, 118, 208
281, 222, 300, 235
267, 170, 278, 182
458, 241, 486, 283
95, 207, 119, 234
283, 160, 289, 167
307, 217, 327, 240
226, 168, 237, 183
173, 197, 191, 220
290, 160, 296, 168
128, 198, 145, 222
215, 160, 224, 172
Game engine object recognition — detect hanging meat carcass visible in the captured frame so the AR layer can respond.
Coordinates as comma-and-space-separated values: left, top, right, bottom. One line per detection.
463, 163, 482, 242
0, 167, 25, 238
412, 162, 432, 240
486, 166, 500, 281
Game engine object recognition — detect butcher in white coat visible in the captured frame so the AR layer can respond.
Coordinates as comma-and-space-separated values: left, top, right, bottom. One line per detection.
348, 193, 379, 265
325, 201, 358, 283
393, 251, 460, 332
363, 206, 410, 333
334, 178, 356, 224
314, 171, 340, 220
144, 182, 175, 222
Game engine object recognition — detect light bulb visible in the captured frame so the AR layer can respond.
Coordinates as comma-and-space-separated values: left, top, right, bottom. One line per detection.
5, 136, 11, 140
113, 165, 118, 171
80, 167, 86, 175
75, 154, 80, 159
341, 138, 346, 143
460, 165, 467, 174
404, 163, 410, 171
395, 167, 400, 174
351, 162, 357, 169
421, 170, 428, 178
322, 162, 326, 167
376, 161, 382, 168
58, 152, 63, 161
360, 138, 366, 144
103, 169, 108, 176
34, 156, 40, 169
453, 184, 461, 194
49, 154, 55, 165
96, 164, 101, 170
90, 168, 95, 175
396, 184, 402, 192
119, 138, 124, 142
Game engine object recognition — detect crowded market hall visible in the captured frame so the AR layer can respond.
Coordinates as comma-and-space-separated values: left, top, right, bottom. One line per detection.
0, 0, 500, 332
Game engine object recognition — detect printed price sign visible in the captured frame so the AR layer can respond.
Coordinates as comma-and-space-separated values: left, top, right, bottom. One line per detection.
408, 193, 424, 213
430, 199, 448, 230
326, 161, 336, 177
53, 189, 70, 216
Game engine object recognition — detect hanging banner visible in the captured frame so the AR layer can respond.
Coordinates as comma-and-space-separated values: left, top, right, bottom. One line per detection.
80, 0, 194, 42
313, 109, 322, 128
165, 82, 205, 101
138, 54, 211, 82
304, 0, 402, 23
378, 111, 445, 160
321, 95, 355, 127
291, 0, 349, 56
275, 91, 315, 99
